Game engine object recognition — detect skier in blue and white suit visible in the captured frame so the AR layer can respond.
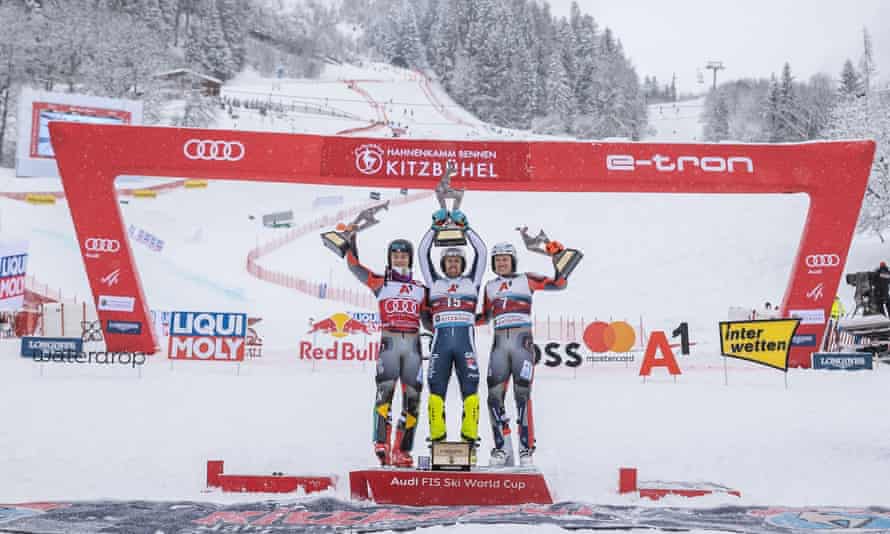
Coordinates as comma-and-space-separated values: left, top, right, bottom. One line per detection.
418, 208, 487, 456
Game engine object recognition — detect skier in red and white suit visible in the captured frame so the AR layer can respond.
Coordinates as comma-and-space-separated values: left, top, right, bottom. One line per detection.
344, 236, 428, 467
478, 241, 573, 467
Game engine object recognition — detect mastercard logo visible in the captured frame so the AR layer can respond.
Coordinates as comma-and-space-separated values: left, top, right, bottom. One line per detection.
583, 321, 636, 353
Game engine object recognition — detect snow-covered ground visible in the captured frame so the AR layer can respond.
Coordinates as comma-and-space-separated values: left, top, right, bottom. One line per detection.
1, 62, 888, 516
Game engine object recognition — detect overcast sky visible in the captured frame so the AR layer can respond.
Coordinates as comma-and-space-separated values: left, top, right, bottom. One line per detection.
545, 0, 890, 94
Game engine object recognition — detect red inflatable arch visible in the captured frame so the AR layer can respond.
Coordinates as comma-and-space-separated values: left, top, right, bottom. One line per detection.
50, 122, 874, 367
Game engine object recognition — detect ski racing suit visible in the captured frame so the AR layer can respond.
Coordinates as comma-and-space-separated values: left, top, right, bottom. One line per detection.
480, 269, 569, 455
419, 227, 487, 443
345, 240, 427, 458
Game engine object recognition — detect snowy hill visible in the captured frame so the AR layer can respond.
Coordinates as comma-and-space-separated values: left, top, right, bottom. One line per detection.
1, 62, 888, 514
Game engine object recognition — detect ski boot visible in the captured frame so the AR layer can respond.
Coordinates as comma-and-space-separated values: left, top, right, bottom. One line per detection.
518, 447, 535, 467
489, 434, 515, 467
391, 429, 414, 467
390, 448, 414, 468
375, 441, 391, 466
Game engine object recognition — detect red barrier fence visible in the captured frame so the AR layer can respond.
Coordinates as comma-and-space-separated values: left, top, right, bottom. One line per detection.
246, 192, 433, 310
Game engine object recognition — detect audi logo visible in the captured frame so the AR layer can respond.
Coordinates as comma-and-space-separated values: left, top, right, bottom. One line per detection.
183, 139, 245, 161
384, 299, 419, 314
805, 254, 840, 268
84, 238, 120, 253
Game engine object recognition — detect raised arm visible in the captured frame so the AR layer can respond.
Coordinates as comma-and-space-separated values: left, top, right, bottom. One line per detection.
466, 228, 487, 289
527, 241, 576, 292
527, 271, 567, 292
344, 235, 385, 294
418, 227, 438, 285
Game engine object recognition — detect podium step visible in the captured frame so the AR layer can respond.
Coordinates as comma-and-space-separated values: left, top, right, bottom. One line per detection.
350, 467, 553, 506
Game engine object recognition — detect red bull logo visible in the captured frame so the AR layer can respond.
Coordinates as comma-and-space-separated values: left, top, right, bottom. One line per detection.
299, 340, 380, 361
307, 312, 377, 338
302, 311, 381, 363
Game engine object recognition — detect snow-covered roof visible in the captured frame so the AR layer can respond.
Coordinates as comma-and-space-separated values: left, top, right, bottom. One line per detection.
154, 68, 223, 85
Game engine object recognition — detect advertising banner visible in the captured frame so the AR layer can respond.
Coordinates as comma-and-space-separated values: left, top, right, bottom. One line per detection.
47, 120, 876, 367
301, 311, 381, 363
127, 225, 165, 252
20, 336, 83, 358
321, 139, 531, 182
811, 352, 873, 370
16, 88, 142, 177
168, 311, 247, 361
719, 319, 800, 371
0, 241, 28, 311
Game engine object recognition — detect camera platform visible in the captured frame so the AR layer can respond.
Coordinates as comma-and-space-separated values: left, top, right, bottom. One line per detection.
349, 467, 553, 506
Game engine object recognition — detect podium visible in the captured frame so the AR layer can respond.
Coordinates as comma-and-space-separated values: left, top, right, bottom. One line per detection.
206, 460, 336, 494
349, 467, 553, 506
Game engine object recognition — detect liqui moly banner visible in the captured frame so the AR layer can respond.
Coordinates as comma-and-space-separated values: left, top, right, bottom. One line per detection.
0, 241, 28, 311
321, 139, 530, 182
168, 311, 246, 361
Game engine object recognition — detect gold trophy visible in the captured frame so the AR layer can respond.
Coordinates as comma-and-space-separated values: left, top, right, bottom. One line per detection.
320, 201, 389, 257
517, 226, 583, 278
433, 162, 467, 247
430, 440, 473, 472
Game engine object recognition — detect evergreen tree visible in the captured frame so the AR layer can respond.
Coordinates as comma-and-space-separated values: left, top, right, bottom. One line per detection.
840, 59, 861, 97
217, 0, 247, 75
427, 0, 463, 84
185, 0, 233, 80
705, 92, 730, 141
546, 46, 573, 119
764, 73, 781, 142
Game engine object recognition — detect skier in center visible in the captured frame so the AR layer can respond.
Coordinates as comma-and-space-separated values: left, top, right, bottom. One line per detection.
478, 240, 574, 467
418, 208, 487, 461
342, 234, 428, 467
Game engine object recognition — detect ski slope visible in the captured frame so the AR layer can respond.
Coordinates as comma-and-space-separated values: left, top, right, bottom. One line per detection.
1, 62, 888, 527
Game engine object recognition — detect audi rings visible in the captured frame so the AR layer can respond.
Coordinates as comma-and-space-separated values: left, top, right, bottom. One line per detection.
384, 299, 419, 314
84, 238, 120, 253
805, 254, 840, 268
183, 139, 245, 161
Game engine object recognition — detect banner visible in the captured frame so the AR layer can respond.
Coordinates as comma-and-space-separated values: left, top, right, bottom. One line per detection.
168, 311, 246, 361
321, 138, 531, 182
20, 337, 82, 358
811, 352, 873, 370
719, 319, 800, 371
0, 241, 28, 311
16, 88, 142, 177
127, 225, 164, 252
47, 121, 875, 366
3, 500, 890, 532
301, 311, 381, 362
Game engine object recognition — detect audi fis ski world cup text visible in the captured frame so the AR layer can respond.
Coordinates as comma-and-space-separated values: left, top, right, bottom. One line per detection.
183, 139, 244, 161
606, 154, 754, 173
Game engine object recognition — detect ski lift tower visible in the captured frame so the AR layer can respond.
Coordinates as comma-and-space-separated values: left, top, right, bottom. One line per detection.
705, 61, 725, 90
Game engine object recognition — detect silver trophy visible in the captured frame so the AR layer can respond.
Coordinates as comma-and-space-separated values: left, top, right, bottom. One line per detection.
433, 162, 467, 247
517, 226, 583, 278
321, 201, 389, 257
